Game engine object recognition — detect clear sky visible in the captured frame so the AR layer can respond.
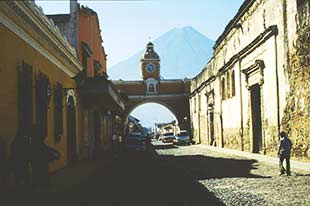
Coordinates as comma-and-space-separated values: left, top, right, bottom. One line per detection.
36, 0, 244, 127
130, 103, 177, 128
36, 0, 243, 67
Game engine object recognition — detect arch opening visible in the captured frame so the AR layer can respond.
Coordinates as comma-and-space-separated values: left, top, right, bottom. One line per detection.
126, 102, 179, 136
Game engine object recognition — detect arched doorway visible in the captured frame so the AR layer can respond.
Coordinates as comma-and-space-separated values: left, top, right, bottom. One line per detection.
66, 96, 76, 165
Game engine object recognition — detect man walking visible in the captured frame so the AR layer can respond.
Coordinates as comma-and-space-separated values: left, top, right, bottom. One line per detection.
278, 131, 292, 176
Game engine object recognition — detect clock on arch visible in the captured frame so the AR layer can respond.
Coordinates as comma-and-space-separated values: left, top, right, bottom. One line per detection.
146, 63, 156, 73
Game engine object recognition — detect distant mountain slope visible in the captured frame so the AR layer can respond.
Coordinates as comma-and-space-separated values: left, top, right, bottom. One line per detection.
108, 26, 214, 80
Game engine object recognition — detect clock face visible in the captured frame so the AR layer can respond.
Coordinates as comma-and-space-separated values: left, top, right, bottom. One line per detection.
146, 63, 155, 73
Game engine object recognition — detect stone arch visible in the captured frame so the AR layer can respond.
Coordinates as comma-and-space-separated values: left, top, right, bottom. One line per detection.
112, 79, 191, 131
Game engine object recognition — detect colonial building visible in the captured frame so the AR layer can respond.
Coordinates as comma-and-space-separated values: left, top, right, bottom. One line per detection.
126, 116, 143, 134
48, 1, 126, 160
0, 1, 83, 191
157, 121, 179, 136
190, 0, 310, 160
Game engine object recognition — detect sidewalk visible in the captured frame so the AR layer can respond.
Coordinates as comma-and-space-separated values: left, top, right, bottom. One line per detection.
1, 153, 113, 206
195, 144, 310, 172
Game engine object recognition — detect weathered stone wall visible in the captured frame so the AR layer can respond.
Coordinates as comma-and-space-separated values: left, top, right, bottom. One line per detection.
223, 128, 242, 150
189, 0, 310, 161
282, 21, 310, 160
264, 126, 279, 156
199, 115, 208, 144
243, 119, 251, 152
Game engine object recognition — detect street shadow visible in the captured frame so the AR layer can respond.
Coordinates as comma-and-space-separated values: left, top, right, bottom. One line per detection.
78, 149, 226, 206
14, 144, 273, 206
103, 144, 270, 206
153, 144, 178, 150
156, 154, 270, 180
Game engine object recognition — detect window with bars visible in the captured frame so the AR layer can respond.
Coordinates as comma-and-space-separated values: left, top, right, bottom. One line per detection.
54, 82, 63, 143
221, 77, 226, 100
81, 42, 92, 77
226, 72, 231, 98
35, 72, 50, 139
194, 97, 197, 113
93, 60, 102, 77
231, 70, 236, 97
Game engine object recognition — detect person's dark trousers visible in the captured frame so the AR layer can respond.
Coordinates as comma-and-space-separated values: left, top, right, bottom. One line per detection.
279, 155, 290, 175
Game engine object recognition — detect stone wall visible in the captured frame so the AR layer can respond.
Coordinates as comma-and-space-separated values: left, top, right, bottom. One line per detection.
243, 119, 251, 152
264, 126, 279, 156
282, 21, 310, 160
223, 128, 241, 150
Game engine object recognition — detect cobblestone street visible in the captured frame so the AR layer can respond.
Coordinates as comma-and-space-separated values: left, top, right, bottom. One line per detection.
3, 140, 310, 206
155, 141, 310, 206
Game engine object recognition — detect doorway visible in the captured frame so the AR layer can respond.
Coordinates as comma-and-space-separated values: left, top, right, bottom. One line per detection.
250, 84, 262, 153
18, 63, 33, 135
209, 112, 215, 146
93, 111, 100, 158
66, 96, 76, 165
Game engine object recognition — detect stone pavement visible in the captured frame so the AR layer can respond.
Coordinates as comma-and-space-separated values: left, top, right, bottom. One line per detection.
2, 142, 310, 206
154, 141, 310, 206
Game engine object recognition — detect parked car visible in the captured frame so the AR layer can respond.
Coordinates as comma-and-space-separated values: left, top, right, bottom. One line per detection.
161, 132, 175, 143
125, 133, 147, 152
173, 130, 190, 145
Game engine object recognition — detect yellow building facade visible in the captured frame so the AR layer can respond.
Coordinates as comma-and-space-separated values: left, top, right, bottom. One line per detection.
0, 1, 83, 190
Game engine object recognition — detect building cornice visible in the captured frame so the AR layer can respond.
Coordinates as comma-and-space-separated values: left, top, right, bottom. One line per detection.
113, 79, 191, 85
112, 80, 144, 85
190, 76, 216, 98
217, 25, 278, 74
128, 93, 189, 101
0, 1, 83, 77
213, 0, 256, 50
140, 58, 160, 62
160, 79, 192, 83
